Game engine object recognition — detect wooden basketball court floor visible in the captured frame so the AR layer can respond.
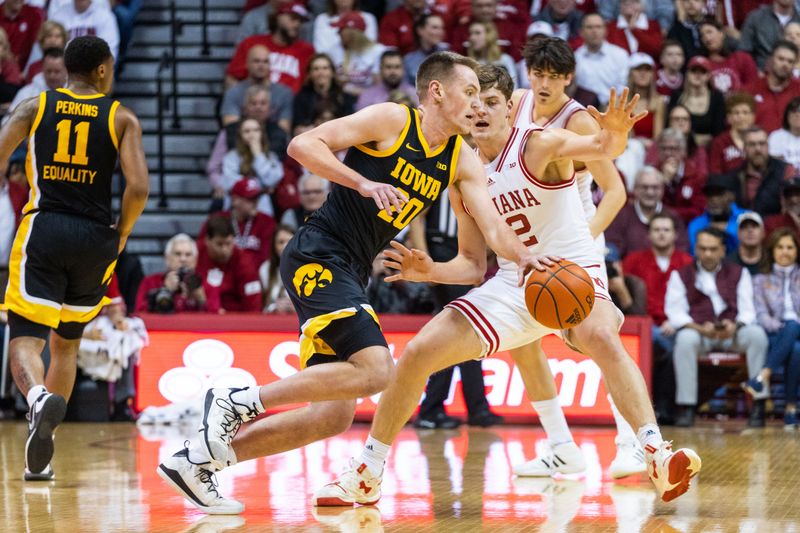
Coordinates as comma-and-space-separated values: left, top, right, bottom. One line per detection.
1, 421, 798, 532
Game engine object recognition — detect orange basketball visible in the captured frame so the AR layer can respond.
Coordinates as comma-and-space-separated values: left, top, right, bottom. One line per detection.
524, 259, 595, 330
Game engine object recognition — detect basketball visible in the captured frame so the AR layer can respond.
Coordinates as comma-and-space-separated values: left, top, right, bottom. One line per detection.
524, 259, 595, 330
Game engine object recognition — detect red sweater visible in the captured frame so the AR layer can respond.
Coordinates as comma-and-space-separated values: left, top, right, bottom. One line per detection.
0, 4, 43, 69
198, 211, 276, 270
196, 247, 262, 312
226, 35, 314, 93
378, 6, 419, 55
606, 18, 662, 59
662, 159, 707, 223
708, 130, 744, 175
746, 76, 800, 133
623, 249, 693, 325
764, 213, 800, 240
708, 52, 759, 95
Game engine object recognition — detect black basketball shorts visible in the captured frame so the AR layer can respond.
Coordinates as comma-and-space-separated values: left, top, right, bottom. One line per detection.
279, 225, 387, 369
5, 210, 119, 329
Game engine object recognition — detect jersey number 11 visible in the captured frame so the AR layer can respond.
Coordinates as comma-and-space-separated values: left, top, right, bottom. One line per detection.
53, 119, 90, 166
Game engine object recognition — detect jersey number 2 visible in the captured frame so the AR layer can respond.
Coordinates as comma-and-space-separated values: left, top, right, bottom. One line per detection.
506, 213, 538, 246
53, 119, 90, 166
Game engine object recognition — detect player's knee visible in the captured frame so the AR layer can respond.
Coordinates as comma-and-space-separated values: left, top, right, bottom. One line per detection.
316, 402, 357, 436
576, 325, 624, 359
352, 349, 396, 396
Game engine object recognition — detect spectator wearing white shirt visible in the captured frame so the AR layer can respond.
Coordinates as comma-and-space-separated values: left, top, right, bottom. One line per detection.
574, 13, 629, 106
313, 0, 377, 57
49, 0, 119, 59
768, 96, 800, 169
328, 11, 385, 97
6, 47, 65, 117
665, 227, 769, 427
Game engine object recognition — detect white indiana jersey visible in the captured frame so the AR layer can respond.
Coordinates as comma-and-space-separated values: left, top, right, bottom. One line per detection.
514, 90, 597, 224
483, 126, 600, 273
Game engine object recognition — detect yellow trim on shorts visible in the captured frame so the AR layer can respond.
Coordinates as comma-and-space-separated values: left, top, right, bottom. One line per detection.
108, 100, 121, 150
56, 88, 105, 100
298, 305, 382, 369
414, 108, 447, 158
448, 135, 463, 187
354, 106, 412, 157
5, 213, 61, 328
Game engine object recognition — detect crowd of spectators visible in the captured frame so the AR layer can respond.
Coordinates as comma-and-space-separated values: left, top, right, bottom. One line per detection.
2, 0, 800, 425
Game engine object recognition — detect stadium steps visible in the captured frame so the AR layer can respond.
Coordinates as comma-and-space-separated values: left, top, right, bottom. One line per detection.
113, 0, 239, 274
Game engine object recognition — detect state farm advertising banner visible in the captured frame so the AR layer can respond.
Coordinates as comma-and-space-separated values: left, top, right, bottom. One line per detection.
136, 315, 652, 424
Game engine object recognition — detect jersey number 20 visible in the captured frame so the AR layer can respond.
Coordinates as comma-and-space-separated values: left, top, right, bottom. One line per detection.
53, 119, 90, 166
377, 187, 425, 229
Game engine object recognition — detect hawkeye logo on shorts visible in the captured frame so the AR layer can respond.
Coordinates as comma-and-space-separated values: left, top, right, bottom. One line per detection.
293, 263, 333, 297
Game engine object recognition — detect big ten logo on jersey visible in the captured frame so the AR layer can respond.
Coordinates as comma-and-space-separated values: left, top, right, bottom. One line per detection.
157, 339, 257, 404
293, 263, 332, 297
379, 156, 443, 229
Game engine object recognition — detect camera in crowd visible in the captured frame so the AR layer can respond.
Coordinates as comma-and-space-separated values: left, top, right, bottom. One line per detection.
147, 267, 203, 313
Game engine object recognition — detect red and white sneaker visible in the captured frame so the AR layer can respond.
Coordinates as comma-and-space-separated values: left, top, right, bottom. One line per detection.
313, 459, 382, 506
645, 441, 701, 502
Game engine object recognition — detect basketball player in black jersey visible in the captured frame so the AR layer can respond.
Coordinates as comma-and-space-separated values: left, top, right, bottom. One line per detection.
0, 36, 148, 480
157, 51, 554, 514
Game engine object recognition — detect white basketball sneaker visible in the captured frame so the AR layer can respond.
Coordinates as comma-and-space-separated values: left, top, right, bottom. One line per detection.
313, 459, 382, 506
609, 436, 647, 479
157, 446, 244, 515
513, 441, 586, 477
199, 388, 259, 470
645, 441, 702, 502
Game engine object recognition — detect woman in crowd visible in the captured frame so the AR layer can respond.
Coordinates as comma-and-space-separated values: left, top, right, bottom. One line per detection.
669, 55, 726, 146
768, 97, 800, 170
747, 229, 800, 428
293, 53, 356, 128
465, 21, 518, 87
708, 92, 756, 174
645, 104, 707, 177
221, 118, 284, 217
0, 28, 21, 111
328, 12, 385, 97
23, 20, 67, 83
698, 18, 758, 95
313, 0, 377, 55
627, 52, 664, 144
261, 225, 296, 314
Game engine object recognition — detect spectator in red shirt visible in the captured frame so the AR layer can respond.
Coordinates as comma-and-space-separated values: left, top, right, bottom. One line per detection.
379, 0, 427, 55
622, 212, 693, 424
197, 214, 263, 313
765, 177, 800, 239
0, 0, 43, 70
708, 92, 757, 174
746, 40, 800, 134
699, 18, 759, 96
606, 166, 690, 258
606, 0, 662, 59
654, 127, 707, 222
226, 1, 315, 93
655, 39, 684, 99
449, 0, 528, 61
135, 234, 221, 314
199, 178, 276, 274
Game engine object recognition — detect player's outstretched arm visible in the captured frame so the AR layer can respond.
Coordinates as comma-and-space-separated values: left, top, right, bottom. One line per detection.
455, 148, 559, 286
530, 87, 646, 166
383, 187, 487, 285
116, 106, 149, 253
287, 102, 410, 214
0, 95, 38, 172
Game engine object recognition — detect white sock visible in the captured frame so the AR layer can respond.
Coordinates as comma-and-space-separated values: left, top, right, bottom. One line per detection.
532, 398, 573, 446
608, 394, 637, 442
27, 385, 47, 407
636, 423, 663, 452
358, 435, 390, 476
229, 386, 265, 418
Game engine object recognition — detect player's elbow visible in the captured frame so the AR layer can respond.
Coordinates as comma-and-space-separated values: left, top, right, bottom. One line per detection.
287, 133, 314, 162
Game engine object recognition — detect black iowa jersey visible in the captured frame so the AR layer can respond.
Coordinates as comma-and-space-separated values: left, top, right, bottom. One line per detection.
26, 88, 120, 225
306, 105, 463, 267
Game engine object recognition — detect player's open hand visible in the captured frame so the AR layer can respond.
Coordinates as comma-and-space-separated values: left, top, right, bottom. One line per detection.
516, 253, 560, 287
358, 179, 407, 215
382, 240, 434, 282
587, 87, 649, 134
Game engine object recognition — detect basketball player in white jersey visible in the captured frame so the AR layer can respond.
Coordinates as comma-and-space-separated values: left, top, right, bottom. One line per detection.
507, 37, 654, 480
312, 68, 699, 506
